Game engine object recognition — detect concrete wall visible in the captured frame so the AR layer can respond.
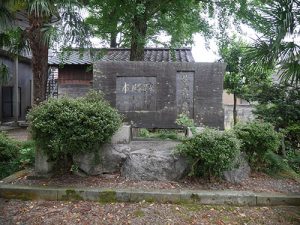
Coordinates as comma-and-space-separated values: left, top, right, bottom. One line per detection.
93, 61, 225, 129
0, 55, 32, 121
224, 104, 254, 129
223, 92, 250, 105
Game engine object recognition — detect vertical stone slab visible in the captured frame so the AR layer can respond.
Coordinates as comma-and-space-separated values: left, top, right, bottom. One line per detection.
111, 125, 132, 144
35, 148, 53, 175
176, 71, 194, 118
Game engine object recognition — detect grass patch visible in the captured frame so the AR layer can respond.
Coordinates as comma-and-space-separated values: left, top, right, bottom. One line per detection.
137, 128, 185, 140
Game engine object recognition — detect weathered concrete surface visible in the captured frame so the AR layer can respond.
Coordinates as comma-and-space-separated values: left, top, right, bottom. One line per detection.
224, 104, 254, 129
35, 148, 53, 175
186, 127, 205, 138
111, 125, 132, 144
73, 144, 131, 175
121, 141, 189, 181
0, 184, 299, 206
223, 152, 251, 184
93, 62, 225, 129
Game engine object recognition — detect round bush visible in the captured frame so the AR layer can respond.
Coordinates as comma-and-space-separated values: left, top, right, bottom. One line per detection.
176, 128, 241, 179
233, 121, 281, 169
27, 91, 122, 162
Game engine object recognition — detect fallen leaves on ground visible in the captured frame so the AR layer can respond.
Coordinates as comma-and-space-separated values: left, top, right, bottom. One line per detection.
2, 199, 298, 225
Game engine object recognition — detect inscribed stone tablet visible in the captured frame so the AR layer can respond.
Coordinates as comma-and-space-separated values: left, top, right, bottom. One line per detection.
176, 72, 194, 117
116, 77, 157, 111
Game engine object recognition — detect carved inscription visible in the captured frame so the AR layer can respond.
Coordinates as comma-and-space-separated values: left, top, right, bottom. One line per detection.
176, 72, 194, 117
116, 77, 156, 111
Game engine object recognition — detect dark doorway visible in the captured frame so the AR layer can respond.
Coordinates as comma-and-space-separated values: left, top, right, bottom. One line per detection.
2, 86, 21, 120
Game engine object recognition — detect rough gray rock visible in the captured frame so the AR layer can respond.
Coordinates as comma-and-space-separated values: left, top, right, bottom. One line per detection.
223, 152, 251, 183
35, 148, 53, 175
121, 145, 189, 181
73, 144, 131, 175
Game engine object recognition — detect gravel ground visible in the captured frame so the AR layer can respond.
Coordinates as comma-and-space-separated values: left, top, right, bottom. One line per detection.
7, 170, 300, 194
0, 198, 299, 225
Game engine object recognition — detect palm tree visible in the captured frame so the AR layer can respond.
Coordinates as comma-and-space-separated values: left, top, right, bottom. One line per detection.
0, 0, 89, 105
246, 0, 300, 85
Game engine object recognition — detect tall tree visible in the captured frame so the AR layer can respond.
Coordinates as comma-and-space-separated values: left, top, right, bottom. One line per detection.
244, 0, 300, 84
0, 0, 89, 105
86, 0, 250, 61
219, 39, 272, 125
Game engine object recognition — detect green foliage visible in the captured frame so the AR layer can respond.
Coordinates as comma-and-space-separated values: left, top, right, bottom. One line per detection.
138, 128, 183, 141
264, 150, 300, 180
176, 113, 196, 135
86, 0, 253, 59
138, 128, 150, 137
0, 132, 19, 162
27, 91, 122, 167
219, 38, 272, 125
0, 0, 90, 103
18, 140, 35, 168
244, 0, 300, 84
0, 62, 9, 85
220, 38, 272, 100
286, 150, 300, 175
0, 132, 35, 179
152, 130, 180, 141
176, 128, 241, 179
86, 0, 211, 49
233, 121, 281, 170
250, 83, 300, 150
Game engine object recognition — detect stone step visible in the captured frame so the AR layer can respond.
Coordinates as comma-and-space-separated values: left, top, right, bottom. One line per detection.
0, 184, 299, 206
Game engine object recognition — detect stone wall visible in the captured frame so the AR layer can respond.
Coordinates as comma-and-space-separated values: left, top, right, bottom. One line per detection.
93, 61, 226, 129
224, 104, 254, 129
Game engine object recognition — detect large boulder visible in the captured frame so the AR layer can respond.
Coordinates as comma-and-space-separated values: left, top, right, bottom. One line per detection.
73, 144, 131, 175
223, 152, 251, 183
121, 142, 189, 181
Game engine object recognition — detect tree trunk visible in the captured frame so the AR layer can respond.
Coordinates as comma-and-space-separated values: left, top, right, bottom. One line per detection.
28, 15, 49, 105
233, 93, 237, 125
130, 15, 147, 61
109, 7, 118, 48
110, 32, 118, 48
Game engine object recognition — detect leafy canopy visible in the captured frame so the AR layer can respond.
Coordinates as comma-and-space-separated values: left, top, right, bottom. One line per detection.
86, 0, 254, 60
244, 0, 300, 84
219, 38, 272, 101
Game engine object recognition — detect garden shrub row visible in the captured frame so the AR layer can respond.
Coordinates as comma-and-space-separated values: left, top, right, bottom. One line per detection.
176, 121, 284, 179
177, 129, 241, 179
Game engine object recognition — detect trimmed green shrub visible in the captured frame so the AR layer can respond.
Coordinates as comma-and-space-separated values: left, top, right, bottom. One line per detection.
286, 150, 300, 175
176, 113, 196, 135
27, 91, 122, 170
234, 121, 281, 170
176, 128, 241, 179
0, 132, 19, 161
0, 132, 35, 179
264, 150, 300, 180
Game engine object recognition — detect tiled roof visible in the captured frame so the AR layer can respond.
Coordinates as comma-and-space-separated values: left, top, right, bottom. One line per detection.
0, 49, 32, 63
48, 48, 195, 65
